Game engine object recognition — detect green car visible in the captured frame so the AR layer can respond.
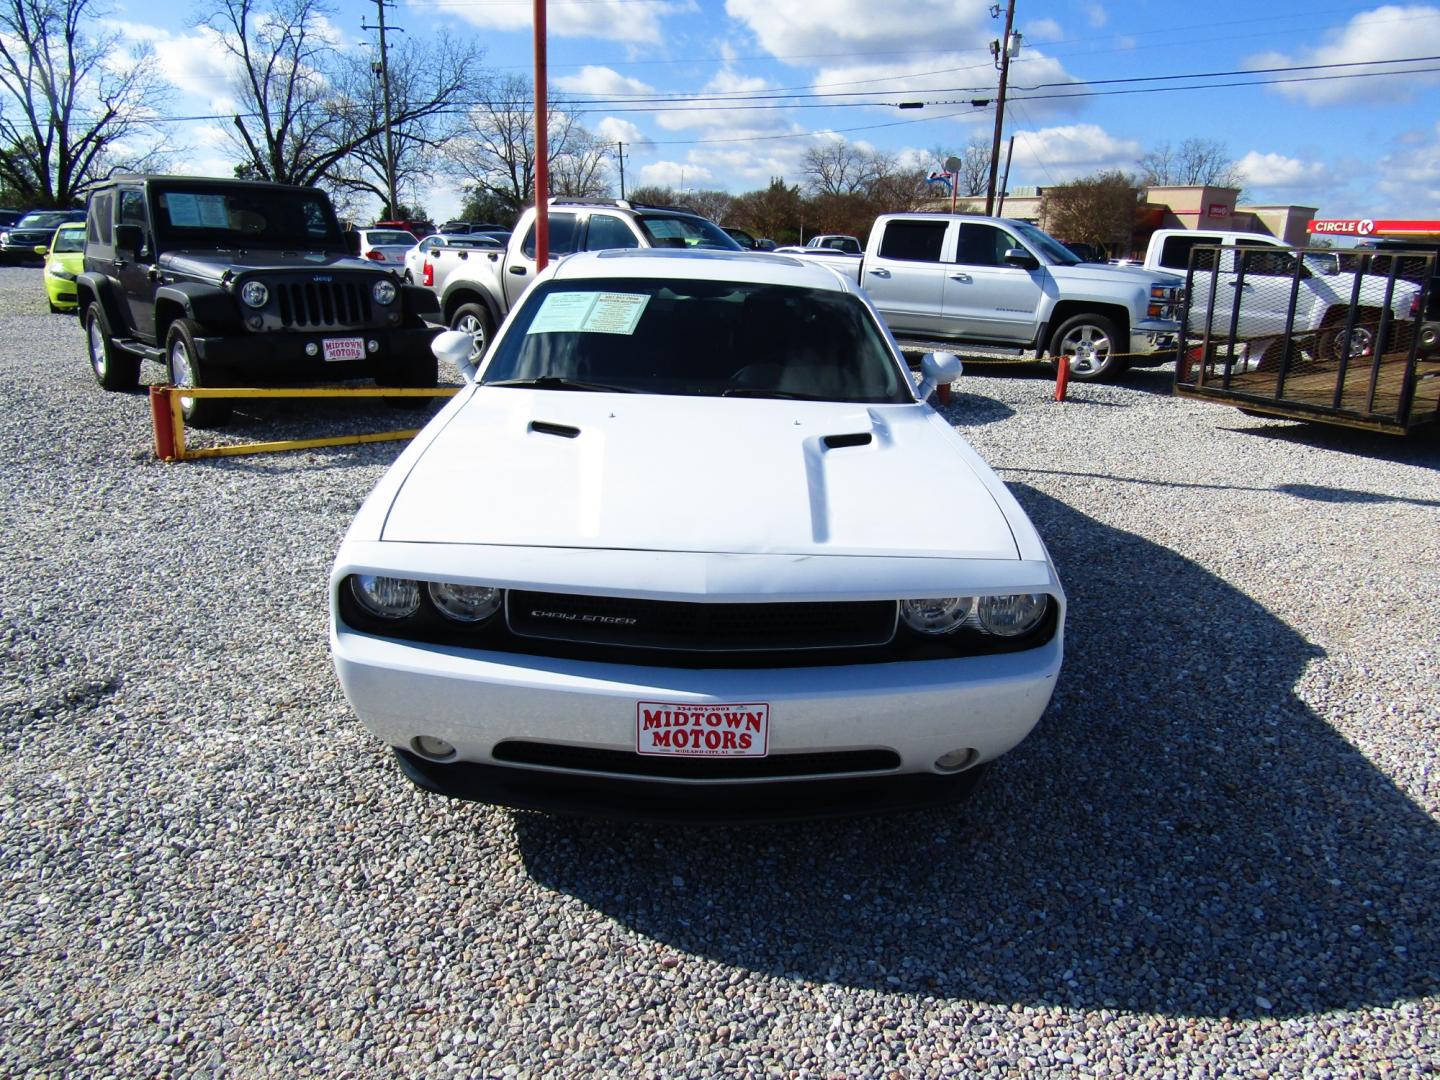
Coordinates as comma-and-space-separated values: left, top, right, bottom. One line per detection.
40, 222, 85, 313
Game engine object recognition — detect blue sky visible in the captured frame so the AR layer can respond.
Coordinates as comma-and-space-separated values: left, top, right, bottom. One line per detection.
112, 0, 1440, 223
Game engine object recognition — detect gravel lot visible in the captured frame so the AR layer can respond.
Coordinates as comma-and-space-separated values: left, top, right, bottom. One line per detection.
1, 262, 1437, 1077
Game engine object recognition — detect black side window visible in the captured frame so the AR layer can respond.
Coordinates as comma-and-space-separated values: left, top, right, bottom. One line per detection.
877, 220, 947, 263
521, 213, 578, 258
585, 215, 640, 251
955, 223, 1021, 267
89, 194, 114, 245
1159, 235, 1203, 270
118, 189, 146, 226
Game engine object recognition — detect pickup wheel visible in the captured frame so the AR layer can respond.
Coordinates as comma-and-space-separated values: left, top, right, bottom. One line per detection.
86, 304, 140, 391
166, 318, 232, 428
1048, 313, 1126, 382
450, 303, 493, 367
1316, 308, 1381, 364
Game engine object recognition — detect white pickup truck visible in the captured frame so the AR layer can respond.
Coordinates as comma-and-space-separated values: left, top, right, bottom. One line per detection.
788, 213, 1185, 381
1142, 228, 1422, 362
422, 198, 740, 362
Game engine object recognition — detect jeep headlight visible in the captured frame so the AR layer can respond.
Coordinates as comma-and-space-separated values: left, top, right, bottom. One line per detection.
372, 280, 397, 305
240, 281, 269, 308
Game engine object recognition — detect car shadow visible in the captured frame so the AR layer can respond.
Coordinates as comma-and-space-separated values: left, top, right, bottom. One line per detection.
506, 484, 1440, 1020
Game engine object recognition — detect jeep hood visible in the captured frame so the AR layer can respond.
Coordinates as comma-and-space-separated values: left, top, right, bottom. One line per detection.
158, 249, 385, 282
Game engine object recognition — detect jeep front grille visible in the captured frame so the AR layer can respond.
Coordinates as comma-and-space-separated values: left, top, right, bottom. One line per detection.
275, 280, 370, 328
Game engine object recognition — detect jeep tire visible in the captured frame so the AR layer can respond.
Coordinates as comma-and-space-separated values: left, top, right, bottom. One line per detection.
86, 304, 140, 392
166, 318, 232, 428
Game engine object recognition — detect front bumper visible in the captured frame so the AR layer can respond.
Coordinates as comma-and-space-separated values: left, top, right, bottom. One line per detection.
331, 625, 1062, 818
192, 323, 440, 380
44, 277, 77, 310
1129, 316, 1183, 358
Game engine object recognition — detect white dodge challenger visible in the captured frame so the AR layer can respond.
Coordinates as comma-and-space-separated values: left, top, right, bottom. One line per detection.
329, 249, 1064, 819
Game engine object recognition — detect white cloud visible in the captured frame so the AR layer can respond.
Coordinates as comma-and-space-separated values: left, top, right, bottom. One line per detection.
1026, 19, 1063, 43
1235, 151, 1328, 191
447, 0, 690, 45
1008, 123, 1143, 180
725, 0, 993, 58
1085, 4, 1108, 28
1375, 121, 1440, 205
594, 117, 653, 149
652, 68, 790, 133
1248, 5, 1440, 105
554, 66, 657, 97
639, 160, 715, 188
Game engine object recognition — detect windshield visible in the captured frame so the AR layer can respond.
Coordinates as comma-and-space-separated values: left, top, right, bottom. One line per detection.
18, 211, 75, 229
636, 215, 742, 251
481, 277, 912, 403
1011, 221, 1080, 265
52, 228, 85, 253
152, 186, 345, 249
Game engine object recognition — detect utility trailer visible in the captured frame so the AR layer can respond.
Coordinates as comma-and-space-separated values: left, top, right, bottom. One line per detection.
1172, 245, 1439, 434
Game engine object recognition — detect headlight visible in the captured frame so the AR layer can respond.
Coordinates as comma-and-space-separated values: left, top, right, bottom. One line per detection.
977, 594, 1049, 637
427, 581, 503, 623
900, 597, 975, 635
372, 279, 397, 305
240, 281, 269, 308
350, 575, 421, 619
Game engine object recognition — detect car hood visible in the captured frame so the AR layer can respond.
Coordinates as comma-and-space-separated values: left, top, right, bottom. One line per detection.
381, 391, 1020, 559
1055, 261, 1183, 286
158, 249, 382, 282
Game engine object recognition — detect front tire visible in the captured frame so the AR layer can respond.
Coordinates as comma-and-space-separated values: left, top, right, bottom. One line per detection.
166, 318, 232, 428
449, 302, 493, 367
86, 304, 139, 391
1048, 313, 1126, 382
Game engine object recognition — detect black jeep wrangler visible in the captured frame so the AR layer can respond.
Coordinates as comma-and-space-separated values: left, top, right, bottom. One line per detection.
77, 175, 441, 427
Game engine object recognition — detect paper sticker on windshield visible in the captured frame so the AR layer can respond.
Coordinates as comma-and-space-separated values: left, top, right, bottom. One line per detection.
527, 292, 649, 336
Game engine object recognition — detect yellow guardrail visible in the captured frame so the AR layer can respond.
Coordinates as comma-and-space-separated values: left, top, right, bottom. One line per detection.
149, 385, 460, 462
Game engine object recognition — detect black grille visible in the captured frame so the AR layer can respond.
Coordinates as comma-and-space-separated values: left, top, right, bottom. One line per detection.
492, 741, 900, 779
274, 279, 370, 328
507, 591, 897, 651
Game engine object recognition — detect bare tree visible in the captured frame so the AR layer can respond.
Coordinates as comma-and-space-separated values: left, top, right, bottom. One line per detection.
327, 35, 480, 216
730, 177, 802, 244
1138, 138, 1243, 190
802, 141, 885, 196
206, 0, 476, 194
441, 75, 610, 214
928, 138, 990, 197
682, 189, 735, 223
549, 127, 612, 199
0, 0, 168, 206
1040, 170, 1140, 254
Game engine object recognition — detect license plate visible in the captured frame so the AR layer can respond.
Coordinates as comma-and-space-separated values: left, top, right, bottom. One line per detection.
636, 701, 769, 757
322, 336, 365, 362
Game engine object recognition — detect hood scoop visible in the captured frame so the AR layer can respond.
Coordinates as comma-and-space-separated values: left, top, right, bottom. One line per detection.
529, 420, 581, 439
822, 432, 873, 450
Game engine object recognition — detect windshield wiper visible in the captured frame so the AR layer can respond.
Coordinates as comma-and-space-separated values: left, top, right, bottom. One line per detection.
721, 387, 829, 400
486, 376, 638, 394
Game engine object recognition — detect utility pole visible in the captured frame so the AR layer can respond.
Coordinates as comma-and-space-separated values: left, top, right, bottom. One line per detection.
984, 0, 1018, 216
533, 0, 549, 270
616, 142, 626, 200
363, 0, 401, 219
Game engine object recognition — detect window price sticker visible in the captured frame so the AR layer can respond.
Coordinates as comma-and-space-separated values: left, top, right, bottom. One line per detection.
527, 292, 650, 336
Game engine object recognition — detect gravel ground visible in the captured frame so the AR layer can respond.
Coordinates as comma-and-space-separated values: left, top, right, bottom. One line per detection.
1, 263, 1437, 1077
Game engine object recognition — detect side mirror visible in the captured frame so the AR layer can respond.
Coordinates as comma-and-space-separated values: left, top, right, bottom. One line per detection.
917, 351, 963, 400
114, 223, 143, 256
1002, 247, 1039, 270
431, 329, 479, 382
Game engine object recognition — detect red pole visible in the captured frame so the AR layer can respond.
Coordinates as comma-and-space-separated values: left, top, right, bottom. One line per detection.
533, 0, 549, 272
1054, 355, 1070, 402
149, 385, 176, 460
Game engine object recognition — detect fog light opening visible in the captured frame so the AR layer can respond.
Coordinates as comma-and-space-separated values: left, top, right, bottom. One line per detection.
367, 338, 380, 354
305, 341, 319, 357
411, 735, 456, 761
934, 748, 978, 773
